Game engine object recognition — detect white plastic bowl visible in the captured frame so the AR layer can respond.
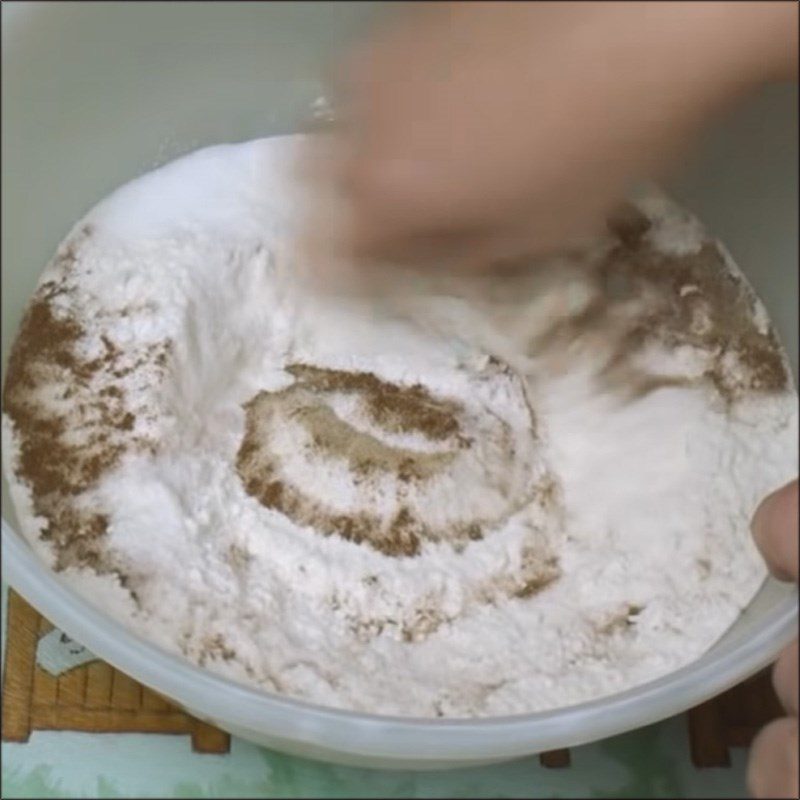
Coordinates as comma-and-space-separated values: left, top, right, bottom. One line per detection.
2, 2, 798, 770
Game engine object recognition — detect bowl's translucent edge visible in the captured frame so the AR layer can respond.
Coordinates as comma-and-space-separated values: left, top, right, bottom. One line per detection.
2, 517, 797, 761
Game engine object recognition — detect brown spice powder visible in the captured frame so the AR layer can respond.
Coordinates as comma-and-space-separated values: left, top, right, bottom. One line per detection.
236, 365, 487, 557
3, 231, 166, 580
530, 203, 790, 404
3, 295, 129, 564
286, 364, 462, 441
238, 447, 424, 557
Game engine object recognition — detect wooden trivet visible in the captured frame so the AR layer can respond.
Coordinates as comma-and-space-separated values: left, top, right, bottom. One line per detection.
536, 668, 784, 770
686, 667, 784, 767
538, 667, 784, 769
2, 591, 230, 753
2, 590, 784, 766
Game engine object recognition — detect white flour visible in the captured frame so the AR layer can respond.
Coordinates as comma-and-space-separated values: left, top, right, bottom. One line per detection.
3, 136, 797, 717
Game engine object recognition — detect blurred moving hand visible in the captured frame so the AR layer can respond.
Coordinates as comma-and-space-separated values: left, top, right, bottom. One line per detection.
315, 5, 799, 796
315, 1, 796, 270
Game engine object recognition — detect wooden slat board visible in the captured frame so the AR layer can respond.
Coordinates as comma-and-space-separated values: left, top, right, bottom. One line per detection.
2, 592, 39, 742
2, 590, 785, 766
85, 663, 114, 709
1, 591, 230, 754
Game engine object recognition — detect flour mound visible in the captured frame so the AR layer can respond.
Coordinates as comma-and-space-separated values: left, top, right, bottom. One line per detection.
3, 136, 797, 717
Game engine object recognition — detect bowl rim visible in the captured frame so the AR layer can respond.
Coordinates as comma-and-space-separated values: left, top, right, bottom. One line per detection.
3, 516, 797, 761
3, 0, 798, 766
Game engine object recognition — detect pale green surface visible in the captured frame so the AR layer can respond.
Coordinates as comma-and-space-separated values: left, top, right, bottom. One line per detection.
0, 588, 748, 799
0, 720, 749, 799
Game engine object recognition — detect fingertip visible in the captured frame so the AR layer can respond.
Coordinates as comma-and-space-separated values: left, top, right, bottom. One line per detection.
751, 480, 799, 582
773, 639, 799, 716
747, 717, 800, 799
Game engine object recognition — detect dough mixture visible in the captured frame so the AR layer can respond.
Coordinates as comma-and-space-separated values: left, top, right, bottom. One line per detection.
3, 136, 797, 717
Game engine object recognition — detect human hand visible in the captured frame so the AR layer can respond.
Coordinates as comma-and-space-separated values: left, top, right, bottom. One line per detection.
310, 1, 796, 273
748, 479, 799, 799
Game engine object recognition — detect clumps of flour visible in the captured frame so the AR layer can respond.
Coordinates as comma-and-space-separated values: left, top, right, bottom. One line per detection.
2, 136, 797, 717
